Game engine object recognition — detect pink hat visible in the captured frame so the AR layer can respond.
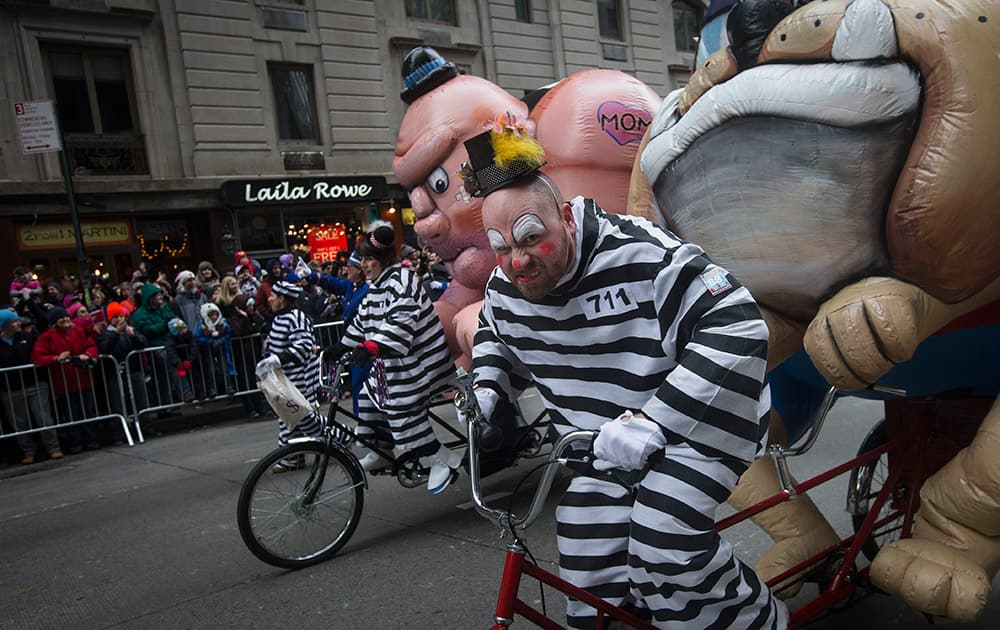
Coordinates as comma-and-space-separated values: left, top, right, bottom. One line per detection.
66, 301, 85, 318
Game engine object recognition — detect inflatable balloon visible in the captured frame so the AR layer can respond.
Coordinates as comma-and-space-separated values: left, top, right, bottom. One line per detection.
638, 0, 1000, 621
394, 47, 660, 368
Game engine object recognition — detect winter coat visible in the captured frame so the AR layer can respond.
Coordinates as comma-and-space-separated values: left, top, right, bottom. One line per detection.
310, 271, 368, 325
0, 331, 43, 387
31, 324, 99, 395
131, 283, 178, 348
172, 288, 207, 332
218, 293, 261, 338
96, 324, 147, 361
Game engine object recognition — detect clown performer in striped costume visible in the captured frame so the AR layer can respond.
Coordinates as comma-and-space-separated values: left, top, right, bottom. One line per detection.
338, 222, 462, 494
255, 279, 325, 472
460, 115, 785, 628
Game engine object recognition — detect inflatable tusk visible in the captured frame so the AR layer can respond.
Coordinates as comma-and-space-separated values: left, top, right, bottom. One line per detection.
833, 0, 898, 60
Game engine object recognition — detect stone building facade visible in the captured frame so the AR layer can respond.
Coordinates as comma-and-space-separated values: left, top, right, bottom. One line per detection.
0, 0, 704, 285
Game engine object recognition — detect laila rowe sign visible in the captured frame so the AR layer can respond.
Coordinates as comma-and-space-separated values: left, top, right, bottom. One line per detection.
222, 176, 387, 208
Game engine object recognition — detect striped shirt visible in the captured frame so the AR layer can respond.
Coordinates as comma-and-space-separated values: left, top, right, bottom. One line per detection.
264, 307, 320, 403
473, 197, 770, 465
342, 263, 453, 410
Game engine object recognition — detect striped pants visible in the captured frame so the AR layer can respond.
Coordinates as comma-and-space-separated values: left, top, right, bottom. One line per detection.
356, 387, 439, 457
556, 445, 781, 629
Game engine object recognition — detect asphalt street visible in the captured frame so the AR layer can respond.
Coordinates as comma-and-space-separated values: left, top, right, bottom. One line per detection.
1, 393, 998, 629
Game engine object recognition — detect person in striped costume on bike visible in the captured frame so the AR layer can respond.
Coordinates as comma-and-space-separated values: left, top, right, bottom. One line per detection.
256, 279, 324, 472
461, 118, 784, 628
340, 222, 462, 494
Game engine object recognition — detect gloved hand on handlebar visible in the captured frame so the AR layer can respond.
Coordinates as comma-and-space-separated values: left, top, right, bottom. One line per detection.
592, 410, 666, 471
255, 354, 282, 379
456, 387, 499, 430
351, 340, 380, 366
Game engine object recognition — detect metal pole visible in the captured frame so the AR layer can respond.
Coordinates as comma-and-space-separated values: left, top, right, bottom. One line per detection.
57, 135, 92, 302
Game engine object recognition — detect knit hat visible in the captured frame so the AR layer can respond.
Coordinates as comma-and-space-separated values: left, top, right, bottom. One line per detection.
0, 309, 19, 330
272, 280, 303, 300
348, 252, 362, 268
47, 307, 69, 325
66, 302, 85, 318
107, 302, 128, 321
175, 270, 195, 286
106, 302, 128, 320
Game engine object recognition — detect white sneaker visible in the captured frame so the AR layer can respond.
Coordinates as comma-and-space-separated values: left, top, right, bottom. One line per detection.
358, 450, 391, 472
425, 446, 463, 494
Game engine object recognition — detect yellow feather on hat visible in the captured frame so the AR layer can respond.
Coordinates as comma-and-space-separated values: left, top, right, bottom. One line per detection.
491, 130, 545, 168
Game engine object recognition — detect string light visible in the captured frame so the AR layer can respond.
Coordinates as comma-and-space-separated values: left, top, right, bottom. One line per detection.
138, 231, 189, 259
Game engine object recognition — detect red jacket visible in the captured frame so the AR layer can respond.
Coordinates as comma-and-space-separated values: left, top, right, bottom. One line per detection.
31, 325, 99, 395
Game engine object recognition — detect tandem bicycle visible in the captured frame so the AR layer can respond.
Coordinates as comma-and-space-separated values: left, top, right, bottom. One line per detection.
236, 351, 551, 568
458, 372, 986, 629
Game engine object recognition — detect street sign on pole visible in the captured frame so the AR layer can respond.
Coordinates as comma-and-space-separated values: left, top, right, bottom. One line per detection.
14, 100, 63, 154
13, 99, 91, 297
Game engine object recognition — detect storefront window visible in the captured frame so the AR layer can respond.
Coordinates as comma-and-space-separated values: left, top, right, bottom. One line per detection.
135, 218, 191, 273
238, 212, 286, 253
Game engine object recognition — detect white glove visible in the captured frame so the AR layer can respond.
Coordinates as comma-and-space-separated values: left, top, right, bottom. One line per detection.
295, 257, 312, 279
255, 355, 282, 379
592, 411, 666, 471
456, 387, 499, 431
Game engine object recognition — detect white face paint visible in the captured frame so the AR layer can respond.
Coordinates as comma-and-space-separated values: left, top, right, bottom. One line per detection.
487, 228, 508, 251
511, 214, 545, 247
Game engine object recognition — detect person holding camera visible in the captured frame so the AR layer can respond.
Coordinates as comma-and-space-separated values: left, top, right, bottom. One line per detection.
31, 307, 100, 453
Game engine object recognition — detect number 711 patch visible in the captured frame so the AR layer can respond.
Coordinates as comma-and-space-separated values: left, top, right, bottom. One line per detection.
581, 284, 639, 320
700, 268, 733, 296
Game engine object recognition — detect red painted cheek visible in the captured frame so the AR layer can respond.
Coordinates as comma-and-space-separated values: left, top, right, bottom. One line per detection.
538, 240, 555, 256
497, 254, 505, 267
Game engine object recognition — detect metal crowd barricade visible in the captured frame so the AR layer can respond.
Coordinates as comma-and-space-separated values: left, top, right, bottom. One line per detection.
124, 333, 267, 438
0, 356, 135, 449
3, 325, 340, 451
313, 320, 345, 352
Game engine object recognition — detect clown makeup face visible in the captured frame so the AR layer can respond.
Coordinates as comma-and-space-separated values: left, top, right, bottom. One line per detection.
481, 183, 577, 300
360, 256, 384, 283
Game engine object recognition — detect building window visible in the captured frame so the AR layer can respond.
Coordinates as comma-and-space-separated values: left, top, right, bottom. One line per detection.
405, 0, 456, 25
673, 1, 702, 53
269, 63, 319, 142
43, 44, 146, 175
597, 0, 623, 41
515, 0, 531, 23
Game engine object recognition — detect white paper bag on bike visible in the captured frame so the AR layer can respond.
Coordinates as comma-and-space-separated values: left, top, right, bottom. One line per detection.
257, 366, 313, 430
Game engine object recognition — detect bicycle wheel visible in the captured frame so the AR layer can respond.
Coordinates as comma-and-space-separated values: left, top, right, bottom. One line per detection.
237, 442, 365, 569
848, 420, 909, 562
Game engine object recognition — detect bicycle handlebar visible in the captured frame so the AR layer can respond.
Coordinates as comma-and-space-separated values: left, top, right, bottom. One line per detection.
456, 368, 597, 532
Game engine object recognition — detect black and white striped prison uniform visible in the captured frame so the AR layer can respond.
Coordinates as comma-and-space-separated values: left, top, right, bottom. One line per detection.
263, 306, 323, 446
341, 262, 454, 456
473, 197, 779, 629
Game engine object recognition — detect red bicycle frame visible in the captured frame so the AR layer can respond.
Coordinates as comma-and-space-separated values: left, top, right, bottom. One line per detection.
472, 390, 986, 629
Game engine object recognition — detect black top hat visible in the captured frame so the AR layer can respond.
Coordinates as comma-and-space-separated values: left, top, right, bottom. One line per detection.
400, 47, 459, 104
460, 113, 546, 198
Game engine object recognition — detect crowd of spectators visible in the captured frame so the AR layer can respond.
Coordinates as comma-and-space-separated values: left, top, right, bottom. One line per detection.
1, 244, 451, 467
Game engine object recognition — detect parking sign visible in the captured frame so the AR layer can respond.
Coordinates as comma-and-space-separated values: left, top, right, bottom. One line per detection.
14, 100, 62, 154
